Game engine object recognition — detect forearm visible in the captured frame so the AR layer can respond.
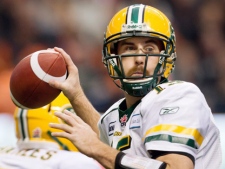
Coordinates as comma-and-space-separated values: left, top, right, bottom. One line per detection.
89, 141, 166, 169
69, 87, 101, 134
90, 141, 119, 169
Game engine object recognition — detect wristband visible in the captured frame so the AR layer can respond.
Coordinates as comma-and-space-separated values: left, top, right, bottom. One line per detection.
115, 152, 126, 169
115, 152, 166, 169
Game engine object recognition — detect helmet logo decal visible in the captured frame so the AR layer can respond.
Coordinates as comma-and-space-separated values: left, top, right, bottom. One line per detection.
32, 127, 42, 138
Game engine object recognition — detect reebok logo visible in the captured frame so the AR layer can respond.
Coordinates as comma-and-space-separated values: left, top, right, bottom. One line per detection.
159, 107, 179, 115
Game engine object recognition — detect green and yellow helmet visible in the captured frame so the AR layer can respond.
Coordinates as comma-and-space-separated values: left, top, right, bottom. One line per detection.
102, 4, 176, 97
14, 92, 77, 151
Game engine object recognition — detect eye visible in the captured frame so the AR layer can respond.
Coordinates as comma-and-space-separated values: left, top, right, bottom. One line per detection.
125, 46, 135, 51
145, 47, 153, 52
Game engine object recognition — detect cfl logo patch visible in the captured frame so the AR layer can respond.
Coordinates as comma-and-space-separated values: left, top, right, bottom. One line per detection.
120, 114, 128, 128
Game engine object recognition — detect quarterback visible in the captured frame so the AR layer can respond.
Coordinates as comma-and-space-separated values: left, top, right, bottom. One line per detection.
0, 93, 103, 169
49, 4, 222, 169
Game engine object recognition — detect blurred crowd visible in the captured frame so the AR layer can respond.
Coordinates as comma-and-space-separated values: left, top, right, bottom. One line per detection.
0, 0, 225, 116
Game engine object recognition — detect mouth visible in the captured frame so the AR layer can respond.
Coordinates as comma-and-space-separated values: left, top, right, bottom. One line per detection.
130, 72, 144, 78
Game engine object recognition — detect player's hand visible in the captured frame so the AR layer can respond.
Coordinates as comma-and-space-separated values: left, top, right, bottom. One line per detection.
49, 110, 100, 157
48, 47, 84, 102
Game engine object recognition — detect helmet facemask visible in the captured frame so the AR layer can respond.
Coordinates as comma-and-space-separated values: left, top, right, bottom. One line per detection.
103, 32, 174, 97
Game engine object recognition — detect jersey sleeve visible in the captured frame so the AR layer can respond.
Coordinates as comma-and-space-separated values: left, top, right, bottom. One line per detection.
98, 117, 109, 145
142, 82, 211, 159
98, 99, 124, 145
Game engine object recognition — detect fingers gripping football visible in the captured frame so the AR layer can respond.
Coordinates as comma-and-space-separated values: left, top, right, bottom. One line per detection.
48, 47, 83, 102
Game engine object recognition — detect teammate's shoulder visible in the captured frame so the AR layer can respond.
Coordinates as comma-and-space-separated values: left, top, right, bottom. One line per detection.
0, 146, 16, 153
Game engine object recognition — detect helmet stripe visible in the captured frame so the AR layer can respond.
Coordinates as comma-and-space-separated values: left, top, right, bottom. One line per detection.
18, 109, 29, 140
131, 5, 139, 23
126, 5, 132, 24
127, 4, 145, 24
18, 109, 24, 139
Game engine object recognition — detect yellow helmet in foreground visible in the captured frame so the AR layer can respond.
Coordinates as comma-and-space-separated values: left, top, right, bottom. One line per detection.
14, 92, 77, 151
102, 4, 176, 97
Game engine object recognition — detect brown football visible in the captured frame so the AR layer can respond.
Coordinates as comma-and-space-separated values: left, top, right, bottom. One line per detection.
10, 50, 67, 109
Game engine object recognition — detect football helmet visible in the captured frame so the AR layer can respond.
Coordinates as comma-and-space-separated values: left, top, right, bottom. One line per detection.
14, 92, 77, 151
102, 4, 176, 97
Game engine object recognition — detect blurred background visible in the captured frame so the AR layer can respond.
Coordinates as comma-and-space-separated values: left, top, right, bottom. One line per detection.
0, 0, 224, 167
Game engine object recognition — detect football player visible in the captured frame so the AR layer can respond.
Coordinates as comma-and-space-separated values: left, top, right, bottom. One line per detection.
49, 4, 222, 169
0, 92, 103, 169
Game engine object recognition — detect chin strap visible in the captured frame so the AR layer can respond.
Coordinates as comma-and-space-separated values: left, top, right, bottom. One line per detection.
121, 78, 157, 97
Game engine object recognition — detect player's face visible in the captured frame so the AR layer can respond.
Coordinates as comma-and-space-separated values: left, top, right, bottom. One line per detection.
117, 37, 163, 78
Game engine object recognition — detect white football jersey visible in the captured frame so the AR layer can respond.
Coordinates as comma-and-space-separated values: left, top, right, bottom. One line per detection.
98, 81, 222, 169
0, 142, 103, 169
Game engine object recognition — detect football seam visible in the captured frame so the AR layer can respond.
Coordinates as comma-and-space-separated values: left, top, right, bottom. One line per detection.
30, 51, 67, 83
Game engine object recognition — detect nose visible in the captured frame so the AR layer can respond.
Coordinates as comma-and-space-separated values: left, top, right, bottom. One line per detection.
135, 55, 144, 65
134, 48, 145, 65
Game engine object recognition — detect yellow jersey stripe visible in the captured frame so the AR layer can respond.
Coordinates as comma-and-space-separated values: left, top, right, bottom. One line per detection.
144, 124, 204, 146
